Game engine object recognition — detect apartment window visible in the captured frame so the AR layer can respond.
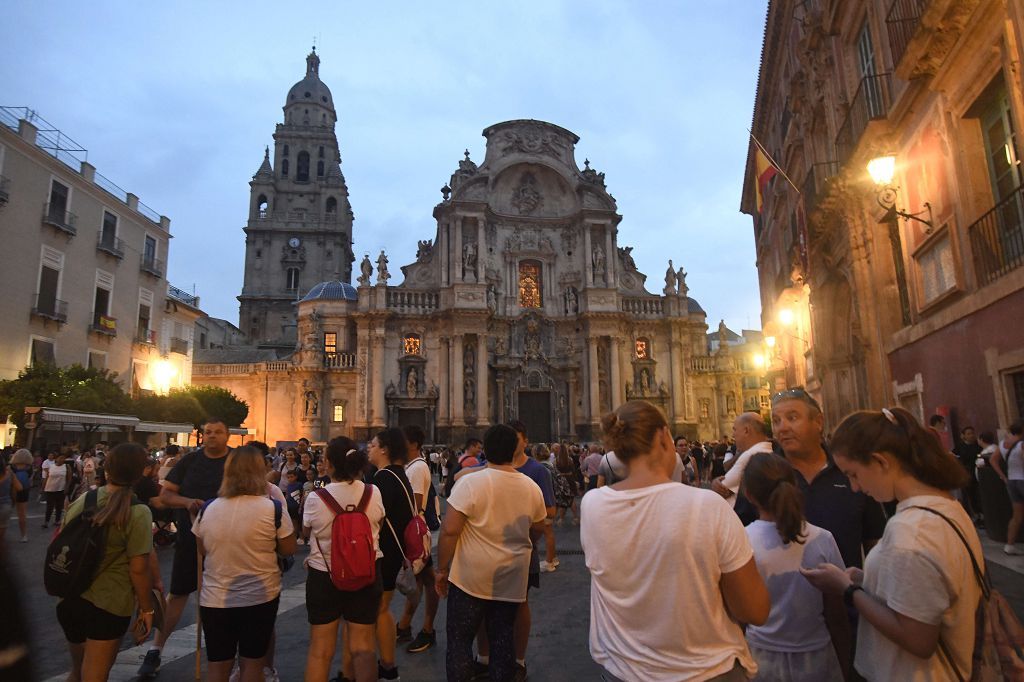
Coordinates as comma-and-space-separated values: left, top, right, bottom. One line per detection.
144, 235, 157, 265
297, 151, 310, 182
137, 303, 151, 341
286, 267, 300, 290
37, 246, 63, 317
30, 337, 55, 367
332, 403, 345, 423
979, 79, 1023, 203
87, 350, 106, 370
916, 233, 957, 305
1010, 370, 1024, 422
47, 180, 70, 220
324, 332, 338, 354
93, 288, 111, 326
856, 22, 885, 118
101, 211, 118, 245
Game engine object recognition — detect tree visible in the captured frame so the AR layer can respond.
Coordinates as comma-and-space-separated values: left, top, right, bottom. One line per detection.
134, 390, 205, 427
0, 364, 132, 429
184, 385, 248, 428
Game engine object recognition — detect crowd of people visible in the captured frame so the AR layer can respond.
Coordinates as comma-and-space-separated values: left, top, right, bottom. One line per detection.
3, 385, 1019, 681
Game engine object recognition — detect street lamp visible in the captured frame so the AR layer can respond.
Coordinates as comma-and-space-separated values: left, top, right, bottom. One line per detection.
867, 154, 934, 232
777, 308, 795, 327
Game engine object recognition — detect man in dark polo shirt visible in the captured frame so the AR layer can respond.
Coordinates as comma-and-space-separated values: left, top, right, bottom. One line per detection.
771, 389, 886, 569
137, 417, 231, 679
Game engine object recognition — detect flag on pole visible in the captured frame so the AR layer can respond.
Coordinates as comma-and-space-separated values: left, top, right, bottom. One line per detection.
754, 146, 779, 214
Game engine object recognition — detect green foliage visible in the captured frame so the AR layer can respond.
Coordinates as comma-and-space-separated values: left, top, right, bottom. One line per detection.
184, 385, 248, 428
134, 389, 206, 427
0, 364, 132, 428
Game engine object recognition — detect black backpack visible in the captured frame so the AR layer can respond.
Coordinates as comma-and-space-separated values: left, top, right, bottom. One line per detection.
44, 489, 107, 598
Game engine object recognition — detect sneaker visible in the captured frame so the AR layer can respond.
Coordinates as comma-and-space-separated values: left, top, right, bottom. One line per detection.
378, 661, 400, 680
396, 625, 413, 643
551, 557, 560, 567
539, 560, 557, 572
137, 649, 162, 678
20, 535, 27, 543
1005, 544, 1023, 555
513, 663, 528, 681
406, 629, 436, 653
470, 660, 490, 680
263, 667, 280, 682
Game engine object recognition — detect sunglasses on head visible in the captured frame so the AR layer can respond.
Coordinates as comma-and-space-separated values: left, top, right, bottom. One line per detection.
771, 387, 821, 412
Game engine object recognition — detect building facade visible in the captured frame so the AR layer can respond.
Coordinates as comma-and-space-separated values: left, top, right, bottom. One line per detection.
743, 0, 1024, 434
0, 107, 199, 402
237, 49, 355, 351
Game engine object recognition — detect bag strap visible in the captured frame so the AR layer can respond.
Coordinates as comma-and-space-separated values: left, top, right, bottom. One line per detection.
384, 517, 412, 564
380, 468, 417, 518
312, 486, 344, 516
270, 498, 282, 529
907, 506, 990, 596
356, 483, 374, 513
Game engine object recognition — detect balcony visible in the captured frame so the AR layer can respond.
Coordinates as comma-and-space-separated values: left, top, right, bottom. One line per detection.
620, 296, 664, 317
969, 184, 1024, 287
170, 337, 190, 355
324, 352, 357, 369
802, 161, 840, 215
386, 289, 439, 314
96, 231, 125, 259
0, 175, 9, 205
41, 203, 77, 236
89, 314, 117, 337
167, 284, 200, 308
886, 0, 928, 72
140, 254, 164, 278
31, 295, 68, 323
835, 73, 892, 166
135, 328, 157, 345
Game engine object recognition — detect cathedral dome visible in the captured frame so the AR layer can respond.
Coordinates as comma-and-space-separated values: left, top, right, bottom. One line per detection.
286, 49, 334, 112
301, 280, 357, 302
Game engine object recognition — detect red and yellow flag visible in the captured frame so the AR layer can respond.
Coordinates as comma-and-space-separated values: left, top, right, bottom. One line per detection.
754, 146, 779, 214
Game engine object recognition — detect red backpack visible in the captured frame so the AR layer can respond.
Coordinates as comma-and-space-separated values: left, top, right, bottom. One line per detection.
381, 468, 431, 571
312, 484, 377, 591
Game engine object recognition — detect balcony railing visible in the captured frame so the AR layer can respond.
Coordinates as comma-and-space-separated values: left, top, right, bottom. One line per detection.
324, 352, 357, 369
168, 284, 200, 308
135, 328, 157, 345
386, 289, 439, 314
969, 184, 1024, 287
802, 161, 841, 215
621, 297, 664, 317
886, 0, 928, 71
0, 175, 9, 204
41, 203, 77, 236
835, 73, 893, 165
170, 337, 189, 355
90, 313, 117, 336
31, 295, 67, 323
96, 231, 125, 259
140, 254, 164, 278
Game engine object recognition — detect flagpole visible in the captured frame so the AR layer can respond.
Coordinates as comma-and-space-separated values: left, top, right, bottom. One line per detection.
748, 130, 801, 195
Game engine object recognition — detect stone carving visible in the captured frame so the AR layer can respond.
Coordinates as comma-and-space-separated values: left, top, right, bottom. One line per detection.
494, 336, 507, 356
664, 259, 677, 294
406, 368, 418, 398
581, 158, 607, 187
464, 376, 476, 411
486, 285, 497, 313
565, 287, 579, 314
463, 239, 477, 278
375, 250, 390, 285
718, 319, 729, 346
511, 173, 544, 215
499, 125, 567, 160
677, 266, 688, 296
416, 239, 433, 262
385, 382, 397, 398
456, 291, 483, 302
304, 390, 319, 416
640, 368, 652, 395
592, 244, 605, 275
561, 227, 577, 254
358, 254, 372, 285
619, 246, 637, 271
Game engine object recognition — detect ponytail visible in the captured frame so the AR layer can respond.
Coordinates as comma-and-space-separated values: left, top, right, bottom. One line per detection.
92, 443, 147, 530
743, 452, 807, 545
326, 436, 367, 481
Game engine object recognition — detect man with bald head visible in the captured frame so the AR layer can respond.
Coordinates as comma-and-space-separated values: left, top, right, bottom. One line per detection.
712, 411, 774, 508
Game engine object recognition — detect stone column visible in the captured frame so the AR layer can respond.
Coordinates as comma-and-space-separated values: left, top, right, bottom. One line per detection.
452, 334, 465, 425
670, 333, 685, 422
477, 219, 486, 282
496, 377, 506, 424
477, 334, 489, 425
610, 336, 622, 409
588, 336, 600, 423
439, 222, 449, 285
453, 216, 463, 283
605, 227, 615, 287
438, 336, 450, 425
371, 336, 386, 427
583, 226, 594, 286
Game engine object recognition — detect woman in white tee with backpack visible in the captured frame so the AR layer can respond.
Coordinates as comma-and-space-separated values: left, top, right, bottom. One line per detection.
302, 437, 385, 682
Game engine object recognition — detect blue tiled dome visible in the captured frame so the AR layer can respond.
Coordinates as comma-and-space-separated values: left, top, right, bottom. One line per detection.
300, 280, 358, 302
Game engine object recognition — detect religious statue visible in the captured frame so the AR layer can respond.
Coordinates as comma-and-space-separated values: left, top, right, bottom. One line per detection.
718, 319, 729, 346
620, 246, 637, 271
463, 240, 477, 276
376, 250, 390, 285
486, 285, 497, 313
677, 266, 688, 295
358, 254, 373, 286
592, 244, 605, 274
494, 336, 507, 355
416, 239, 433, 262
565, 287, 579, 314
304, 390, 319, 417
464, 376, 476, 409
640, 368, 652, 395
664, 259, 677, 295
406, 368, 418, 398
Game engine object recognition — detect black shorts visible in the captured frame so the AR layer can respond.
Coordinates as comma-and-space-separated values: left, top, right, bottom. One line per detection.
170, 530, 198, 596
381, 551, 402, 592
14, 489, 29, 503
200, 597, 279, 662
306, 563, 382, 626
57, 596, 131, 643
528, 572, 540, 591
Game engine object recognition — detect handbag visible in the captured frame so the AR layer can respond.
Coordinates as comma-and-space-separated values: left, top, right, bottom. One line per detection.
385, 518, 419, 596
381, 468, 432, 574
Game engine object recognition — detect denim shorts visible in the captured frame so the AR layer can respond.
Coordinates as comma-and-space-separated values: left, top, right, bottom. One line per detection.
1008, 479, 1024, 503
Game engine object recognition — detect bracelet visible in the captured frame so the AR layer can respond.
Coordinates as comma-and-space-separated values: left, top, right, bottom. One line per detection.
842, 584, 865, 608
139, 609, 155, 615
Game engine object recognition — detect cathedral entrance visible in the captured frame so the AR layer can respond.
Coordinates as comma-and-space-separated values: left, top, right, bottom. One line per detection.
517, 391, 552, 443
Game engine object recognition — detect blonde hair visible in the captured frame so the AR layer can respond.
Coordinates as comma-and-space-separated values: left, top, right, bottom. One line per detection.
218, 447, 268, 498
600, 400, 669, 462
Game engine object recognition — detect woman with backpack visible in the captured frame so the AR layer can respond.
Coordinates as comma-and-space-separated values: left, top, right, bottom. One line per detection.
801, 408, 982, 681
366, 428, 415, 682
10, 449, 33, 542
192, 446, 297, 682
55, 442, 156, 682
582, 401, 769, 680
741, 452, 849, 681
303, 437, 385, 682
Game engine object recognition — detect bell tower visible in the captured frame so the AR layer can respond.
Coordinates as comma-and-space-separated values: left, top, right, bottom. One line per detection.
238, 48, 355, 349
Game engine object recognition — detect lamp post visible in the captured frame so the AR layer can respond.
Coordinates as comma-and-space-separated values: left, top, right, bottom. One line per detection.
867, 154, 920, 326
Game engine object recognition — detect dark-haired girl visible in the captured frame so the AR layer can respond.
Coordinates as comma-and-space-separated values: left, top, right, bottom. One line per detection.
302, 437, 385, 682
802, 407, 981, 681
742, 453, 848, 681
56, 442, 155, 682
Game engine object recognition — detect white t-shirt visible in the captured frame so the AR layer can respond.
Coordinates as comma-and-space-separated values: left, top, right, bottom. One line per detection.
719, 441, 775, 508
1001, 440, 1024, 480
446, 467, 546, 602
405, 457, 432, 513
745, 520, 844, 652
856, 496, 981, 681
581, 483, 756, 681
193, 496, 292, 608
44, 462, 67, 492
599, 451, 686, 485
302, 481, 385, 572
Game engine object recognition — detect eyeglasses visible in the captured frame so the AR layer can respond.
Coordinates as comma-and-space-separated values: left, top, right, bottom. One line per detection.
771, 387, 822, 412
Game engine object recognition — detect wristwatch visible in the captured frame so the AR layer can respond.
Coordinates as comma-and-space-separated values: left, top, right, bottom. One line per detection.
843, 583, 865, 608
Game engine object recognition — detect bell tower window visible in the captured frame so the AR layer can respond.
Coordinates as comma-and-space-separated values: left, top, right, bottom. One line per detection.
518, 260, 542, 308
326, 197, 337, 214
257, 195, 268, 219
297, 151, 310, 182
317, 160, 325, 177
281, 160, 289, 178
286, 267, 300, 291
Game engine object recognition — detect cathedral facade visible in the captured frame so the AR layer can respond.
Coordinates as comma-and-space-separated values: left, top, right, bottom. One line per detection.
193, 53, 765, 445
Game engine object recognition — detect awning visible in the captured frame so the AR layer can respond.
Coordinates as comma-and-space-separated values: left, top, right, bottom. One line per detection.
136, 421, 195, 434
230, 427, 256, 436
25, 407, 140, 429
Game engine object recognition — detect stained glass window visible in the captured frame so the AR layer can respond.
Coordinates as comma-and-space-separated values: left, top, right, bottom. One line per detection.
403, 334, 421, 355
519, 261, 542, 308
635, 338, 649, 360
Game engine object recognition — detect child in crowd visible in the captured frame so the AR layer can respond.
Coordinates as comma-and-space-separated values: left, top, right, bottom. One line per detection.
284, 469, 303, 533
